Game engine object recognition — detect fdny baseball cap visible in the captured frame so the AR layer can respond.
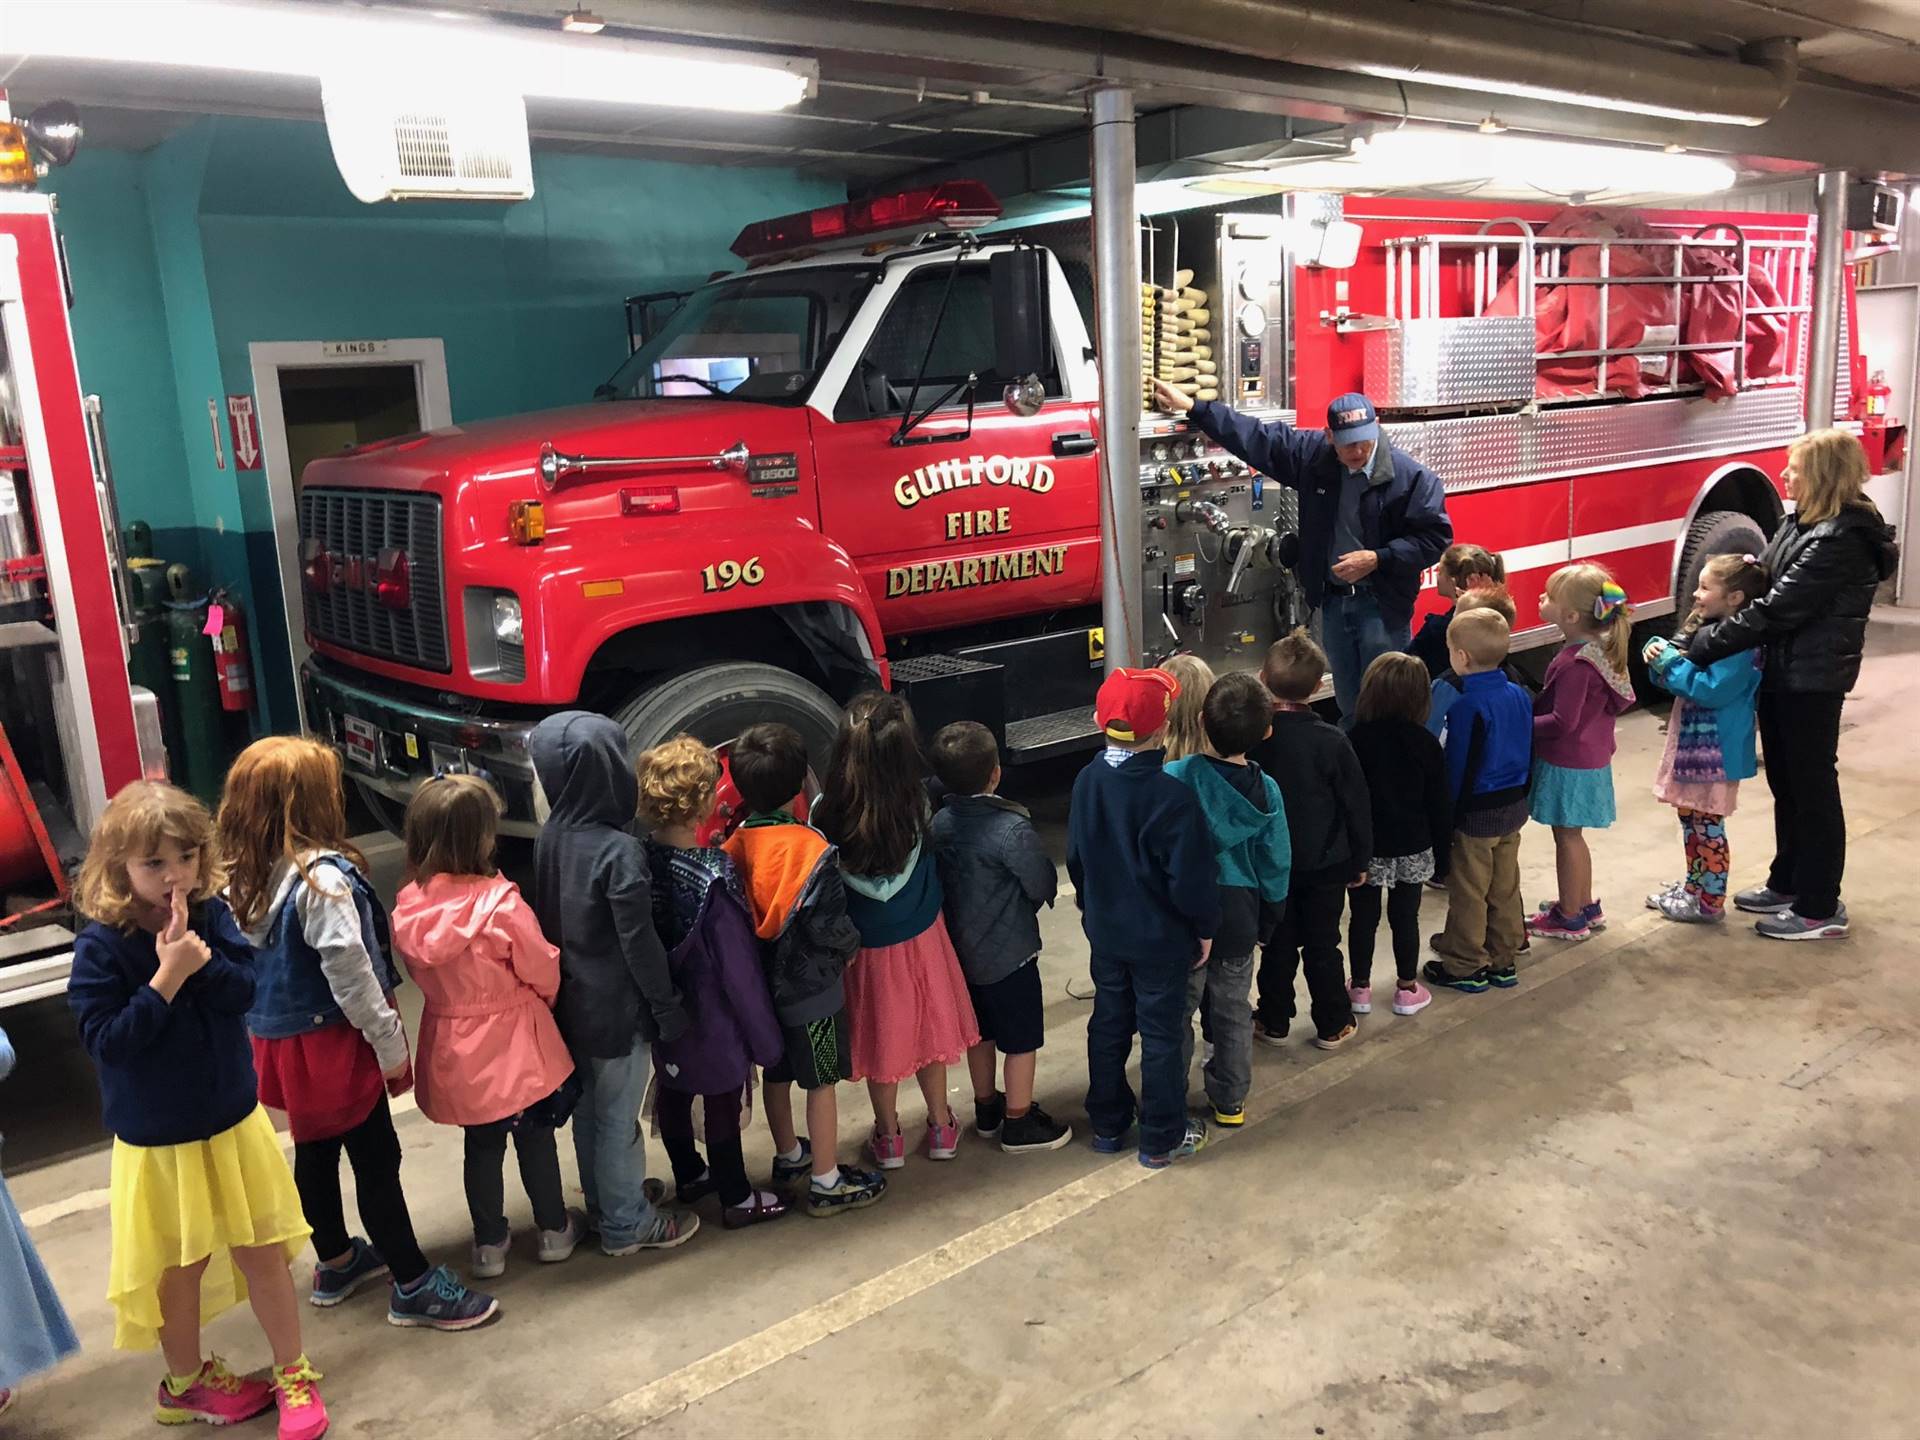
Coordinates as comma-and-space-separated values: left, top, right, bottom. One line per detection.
1096, 667, 1180, 743
1326, 392, 1379, 446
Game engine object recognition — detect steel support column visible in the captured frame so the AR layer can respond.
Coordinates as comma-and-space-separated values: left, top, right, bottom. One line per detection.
1090, 85, 1142, 673
1808, 168, 1848, 429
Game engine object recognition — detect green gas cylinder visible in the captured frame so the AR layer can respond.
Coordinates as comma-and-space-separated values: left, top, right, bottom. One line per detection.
126, 551, 181, 781
165, 564, 225, 806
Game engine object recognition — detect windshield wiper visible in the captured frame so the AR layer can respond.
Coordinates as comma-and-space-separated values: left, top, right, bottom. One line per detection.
659, 374, 730, 396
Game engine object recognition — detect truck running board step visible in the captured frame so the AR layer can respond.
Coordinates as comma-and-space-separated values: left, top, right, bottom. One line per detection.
1005, 707, 1101, 763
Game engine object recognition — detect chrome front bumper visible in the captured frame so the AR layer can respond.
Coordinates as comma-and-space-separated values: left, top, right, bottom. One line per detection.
302, 662, 544, 836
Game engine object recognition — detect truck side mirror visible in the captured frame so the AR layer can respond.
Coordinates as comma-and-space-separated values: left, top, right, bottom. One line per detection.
991, 249, 1050, 413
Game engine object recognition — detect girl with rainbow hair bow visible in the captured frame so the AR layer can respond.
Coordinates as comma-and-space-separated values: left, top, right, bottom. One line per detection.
1528, 564, 1638, 941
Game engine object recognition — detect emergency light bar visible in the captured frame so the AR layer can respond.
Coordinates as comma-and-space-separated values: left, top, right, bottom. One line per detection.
730, 181, 1002, 260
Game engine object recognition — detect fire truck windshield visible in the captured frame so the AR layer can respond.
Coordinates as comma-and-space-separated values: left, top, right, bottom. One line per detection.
598, 265, 878, 404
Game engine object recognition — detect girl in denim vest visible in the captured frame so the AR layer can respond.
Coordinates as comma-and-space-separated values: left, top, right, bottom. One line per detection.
221, 738, 496, 1334
69, 782, 322, 1438
1641, 554, 1769, 923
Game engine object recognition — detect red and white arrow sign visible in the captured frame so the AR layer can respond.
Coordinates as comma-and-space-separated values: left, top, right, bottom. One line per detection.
227, 394, 262, 471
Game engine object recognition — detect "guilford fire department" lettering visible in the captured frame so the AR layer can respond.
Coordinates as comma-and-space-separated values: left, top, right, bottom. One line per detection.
887, 544, 1069, 598
893, 454, 1056, 509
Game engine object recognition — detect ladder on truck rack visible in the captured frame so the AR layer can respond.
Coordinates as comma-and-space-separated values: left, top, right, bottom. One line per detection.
1376, 217, 1815, 407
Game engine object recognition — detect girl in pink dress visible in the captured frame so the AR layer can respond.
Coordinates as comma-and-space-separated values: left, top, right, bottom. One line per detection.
810, 693, 979, 1171
390, 775, 582, 1279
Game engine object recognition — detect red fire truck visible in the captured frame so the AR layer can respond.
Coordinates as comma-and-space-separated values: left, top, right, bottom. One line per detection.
296, 182, 1857, 835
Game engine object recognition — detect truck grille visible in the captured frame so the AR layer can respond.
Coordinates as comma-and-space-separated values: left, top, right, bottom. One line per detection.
298, 488, 449, 672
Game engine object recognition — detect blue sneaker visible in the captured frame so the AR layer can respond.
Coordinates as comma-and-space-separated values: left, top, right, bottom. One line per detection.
308, 1237, 388, 1308
1138, 1117, 1210, 1170
386, 1265, 500, 1332
770, 1138, 814, 1184
1090, 1129, 1132, 1155
1487, 964, 1519, 989
1422, 960, 1489, 993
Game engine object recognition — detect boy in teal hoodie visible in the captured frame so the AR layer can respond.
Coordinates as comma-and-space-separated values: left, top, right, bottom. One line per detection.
1165, 672, 1292, 1125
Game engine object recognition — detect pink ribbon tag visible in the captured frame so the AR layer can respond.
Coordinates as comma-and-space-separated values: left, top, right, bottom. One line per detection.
203, 604, 225, 638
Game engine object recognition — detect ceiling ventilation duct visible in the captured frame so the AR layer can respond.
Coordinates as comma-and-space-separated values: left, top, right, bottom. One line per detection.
878, 0, 1798, 127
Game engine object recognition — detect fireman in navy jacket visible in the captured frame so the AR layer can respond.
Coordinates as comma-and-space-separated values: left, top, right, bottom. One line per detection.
1155, 380, 1453, 721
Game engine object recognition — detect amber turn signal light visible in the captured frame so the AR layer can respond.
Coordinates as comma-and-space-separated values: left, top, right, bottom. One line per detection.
508, 499, 546, 544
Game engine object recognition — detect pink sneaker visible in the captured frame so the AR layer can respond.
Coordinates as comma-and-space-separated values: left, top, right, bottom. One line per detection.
868, 1125, 906, 1170
1525, 906, 1592, 941
154, 1356, 274, 1427
927, 1114, 960, 1160
271, 1357, 329, 1440
1391, 982, 1432, 1016
1348, 984, 1372, 1015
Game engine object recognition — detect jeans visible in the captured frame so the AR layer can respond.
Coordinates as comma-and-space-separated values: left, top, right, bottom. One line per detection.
292, 1092, 429, 1286
573, 1037, 656, 1247
1435, 829, 1525, 974
1319, 589, 1406, 723
1182, 951, 1254, 1111
1757, 691, 1846, 919
1347, 881, 1424, 987
656, 1088, 750, 1208
1257, 874, 1353, 1040
463, 1117, 567, 1247
1084, 950, 1193, 1156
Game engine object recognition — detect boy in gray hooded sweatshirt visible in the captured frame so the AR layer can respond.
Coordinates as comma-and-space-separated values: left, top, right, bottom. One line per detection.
530, 712, 697, 1256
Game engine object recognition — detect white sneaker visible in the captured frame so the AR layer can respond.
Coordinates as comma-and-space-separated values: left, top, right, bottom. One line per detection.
469, 1238, 509, 1280
538, 1208, 589, 1264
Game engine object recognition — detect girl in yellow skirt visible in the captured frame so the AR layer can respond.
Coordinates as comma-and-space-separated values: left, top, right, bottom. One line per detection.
68, 782, 330, 1440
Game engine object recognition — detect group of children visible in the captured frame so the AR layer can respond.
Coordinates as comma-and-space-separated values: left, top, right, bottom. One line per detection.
1066, 541, 1771, 1166
0, 538, 1774, 1433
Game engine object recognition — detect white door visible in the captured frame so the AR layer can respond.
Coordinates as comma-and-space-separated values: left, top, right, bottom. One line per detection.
250, 339, 452, 723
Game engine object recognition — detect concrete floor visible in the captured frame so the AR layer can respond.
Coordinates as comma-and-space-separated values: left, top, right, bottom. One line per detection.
5, 615, 1919, 1439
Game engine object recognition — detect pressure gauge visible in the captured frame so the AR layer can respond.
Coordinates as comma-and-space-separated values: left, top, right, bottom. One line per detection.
1151, 441, 1170, 463
1238, 301, 1267, 338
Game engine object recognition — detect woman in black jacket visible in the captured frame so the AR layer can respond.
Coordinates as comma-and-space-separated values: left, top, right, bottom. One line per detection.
1681, 428, 1898, 940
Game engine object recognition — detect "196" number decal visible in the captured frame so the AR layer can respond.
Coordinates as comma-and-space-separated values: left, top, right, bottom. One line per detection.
700, 556, 766, 593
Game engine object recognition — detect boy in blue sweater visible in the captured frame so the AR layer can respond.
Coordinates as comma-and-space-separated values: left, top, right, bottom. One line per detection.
1166, 672, 1291, 1127
1068, 667, 1220, 1168
1424, 609, 1534, 992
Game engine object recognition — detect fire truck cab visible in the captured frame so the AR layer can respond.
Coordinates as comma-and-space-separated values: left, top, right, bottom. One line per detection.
301, 183, 1117, 832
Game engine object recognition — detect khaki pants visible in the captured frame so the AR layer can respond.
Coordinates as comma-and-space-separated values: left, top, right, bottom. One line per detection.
1436, 828, 1525, 976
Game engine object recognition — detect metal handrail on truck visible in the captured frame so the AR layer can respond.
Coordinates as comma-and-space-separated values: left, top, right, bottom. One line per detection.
1381, 218, 1816, 403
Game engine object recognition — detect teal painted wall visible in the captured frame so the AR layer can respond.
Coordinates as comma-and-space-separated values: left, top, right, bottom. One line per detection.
53, 150, 197, 545
50, 116, 844, 736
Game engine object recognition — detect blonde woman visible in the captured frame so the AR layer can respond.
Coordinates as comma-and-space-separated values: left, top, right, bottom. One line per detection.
1161, 654, 1217, 761
1684, 428, 1897, 940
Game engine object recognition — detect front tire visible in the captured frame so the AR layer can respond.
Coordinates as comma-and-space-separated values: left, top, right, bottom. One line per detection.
609, 662, 845, 774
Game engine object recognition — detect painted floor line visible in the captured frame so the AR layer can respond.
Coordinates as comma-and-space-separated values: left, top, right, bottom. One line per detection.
21, 1091, 418, 1232
538, 898, 1687, 1440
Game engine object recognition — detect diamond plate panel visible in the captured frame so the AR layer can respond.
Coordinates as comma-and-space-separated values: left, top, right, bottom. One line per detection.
1363, 317, 1536, 410
1385, 386, 1806, 495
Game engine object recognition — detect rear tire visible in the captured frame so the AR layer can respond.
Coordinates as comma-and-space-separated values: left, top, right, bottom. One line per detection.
609, 662, 845, 774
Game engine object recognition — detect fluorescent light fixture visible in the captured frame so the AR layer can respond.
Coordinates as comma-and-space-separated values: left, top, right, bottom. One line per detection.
560, 8, 608, 34
0, 0, 816, 113
1353, 129, 1736, 194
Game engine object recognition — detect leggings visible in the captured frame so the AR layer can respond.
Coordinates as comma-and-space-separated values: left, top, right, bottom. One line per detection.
1680, 808, 1730, 913
1346, 881, 1424, 987
655, 1088, 750, 1207
463, 1117, 567, 1247
291, 1092, 429, 1286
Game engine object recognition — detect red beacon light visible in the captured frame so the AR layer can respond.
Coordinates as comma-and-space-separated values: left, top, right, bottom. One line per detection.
730, 181, 1001, 261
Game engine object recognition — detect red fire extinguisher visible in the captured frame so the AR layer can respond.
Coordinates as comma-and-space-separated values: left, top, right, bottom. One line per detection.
206, 588, 254, 714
